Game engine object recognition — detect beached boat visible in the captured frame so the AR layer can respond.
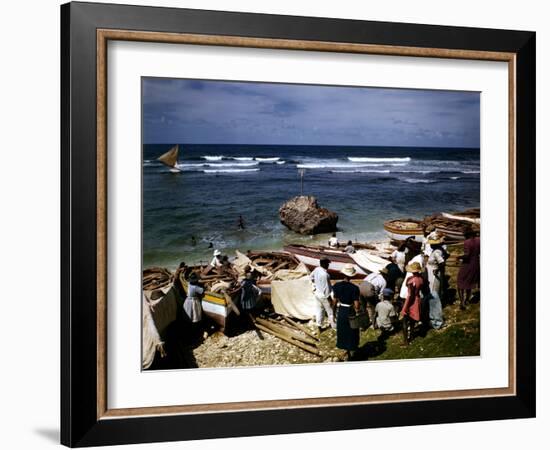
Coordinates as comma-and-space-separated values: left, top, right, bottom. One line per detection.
283, 244, 367, 278
422, 208, 480, 242
178, 272, 236, 331
383, 219, 424, 242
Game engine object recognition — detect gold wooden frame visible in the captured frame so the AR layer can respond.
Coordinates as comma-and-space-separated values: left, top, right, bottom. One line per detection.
96, 29, 516, 420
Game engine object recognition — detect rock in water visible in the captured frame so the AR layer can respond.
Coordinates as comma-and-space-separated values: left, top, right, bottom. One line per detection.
279, 196, 338, 235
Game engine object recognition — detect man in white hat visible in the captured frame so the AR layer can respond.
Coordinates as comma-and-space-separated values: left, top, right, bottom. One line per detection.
210, 249, 223, 268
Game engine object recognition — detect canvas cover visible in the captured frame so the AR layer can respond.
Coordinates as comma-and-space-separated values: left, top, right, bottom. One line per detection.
142, 285, 179, 369
271, 277, 317, 320
350, 250, 389, 274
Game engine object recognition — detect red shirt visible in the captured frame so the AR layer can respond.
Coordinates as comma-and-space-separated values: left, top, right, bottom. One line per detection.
402, 273, 423, 321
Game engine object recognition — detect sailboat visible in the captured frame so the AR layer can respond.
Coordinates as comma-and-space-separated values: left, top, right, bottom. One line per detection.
157, 144, 181, 173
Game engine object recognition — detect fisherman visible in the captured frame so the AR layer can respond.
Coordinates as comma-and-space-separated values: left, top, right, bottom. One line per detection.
328, 232, 339, 248
210, 249, 223, 267
374, 288, 398, 337
239, 270, 262, 320
237, 215, 246, 230
425, 236, 446, 329
384, 259, 404, 295
360, 267, 388, 323
400, 261, 424, 346
421, 225, 435, 256
310, 257, 336, 331
191, 236, 197, 246
391, 242, 409, 273
332, 264, 361, 359
344, 240, 356, 254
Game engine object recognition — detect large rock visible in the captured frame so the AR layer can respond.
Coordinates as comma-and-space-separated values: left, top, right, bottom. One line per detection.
279, 196, 338, 235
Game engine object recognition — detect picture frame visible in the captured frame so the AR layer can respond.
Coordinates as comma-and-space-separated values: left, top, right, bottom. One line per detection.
60, 1, 536, 447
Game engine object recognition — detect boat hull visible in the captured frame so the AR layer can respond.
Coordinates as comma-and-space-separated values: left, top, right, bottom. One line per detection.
283, 245, 367, 278
383, 220, 424, 242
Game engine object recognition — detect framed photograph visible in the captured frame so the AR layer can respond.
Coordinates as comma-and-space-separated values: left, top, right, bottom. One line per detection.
61, 1, 535, 447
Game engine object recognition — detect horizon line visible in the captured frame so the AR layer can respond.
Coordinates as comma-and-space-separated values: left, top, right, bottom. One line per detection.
143, 143, 480, 150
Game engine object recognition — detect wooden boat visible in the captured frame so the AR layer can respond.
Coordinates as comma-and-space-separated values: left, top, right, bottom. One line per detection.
383, 219, 424, 242
178, 270, 237, 332
422, 208, 480, 242
283, 244, 367, 278
157, 144, 181, 173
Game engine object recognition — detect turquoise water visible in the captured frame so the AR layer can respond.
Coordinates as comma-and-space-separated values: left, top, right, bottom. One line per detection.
143, 145, 480, 269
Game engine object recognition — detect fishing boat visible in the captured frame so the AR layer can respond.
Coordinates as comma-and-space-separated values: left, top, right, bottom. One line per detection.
157, 144, 181, 173
178, 270, 237, 332
383, 219, 424, 242
283, 244, 367, 278
423, 208, 480, 242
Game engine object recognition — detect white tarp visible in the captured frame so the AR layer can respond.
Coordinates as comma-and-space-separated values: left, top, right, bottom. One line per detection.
142, 295, 162, 369
142, 285, 179, 369
271, 277, 317, 320
350, 250, 389, 274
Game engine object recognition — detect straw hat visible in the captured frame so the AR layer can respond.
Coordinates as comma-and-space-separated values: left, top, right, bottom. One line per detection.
406, 261, 422, 273
427, 236, 444, 245
340, 264, 357, 277
213, 249, 221, 256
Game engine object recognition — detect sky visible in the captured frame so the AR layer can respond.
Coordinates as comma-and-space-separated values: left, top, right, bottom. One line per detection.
142, 78, 480, 148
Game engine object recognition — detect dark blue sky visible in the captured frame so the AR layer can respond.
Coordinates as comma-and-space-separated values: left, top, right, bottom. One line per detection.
142, 78, 480, 147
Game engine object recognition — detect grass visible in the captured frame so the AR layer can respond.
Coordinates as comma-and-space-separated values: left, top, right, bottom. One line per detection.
353, 242, 480, 361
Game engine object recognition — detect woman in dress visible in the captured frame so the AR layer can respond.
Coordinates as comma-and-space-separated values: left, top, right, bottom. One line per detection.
400, 261, 424, 346
333, 264, 362, 359
425, 236, 446, 329
183, 272, 204, 324
457, 228, 480, 310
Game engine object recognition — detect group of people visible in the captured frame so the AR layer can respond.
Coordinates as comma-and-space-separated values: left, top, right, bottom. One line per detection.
312, 226, 480, 358
181, 249, 263, 329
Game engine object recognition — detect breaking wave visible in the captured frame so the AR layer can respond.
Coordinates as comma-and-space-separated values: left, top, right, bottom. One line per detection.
348, 157, 411, 163
203, 168, 260, 174
402, 178, 436, 184
202, 156, 224, 161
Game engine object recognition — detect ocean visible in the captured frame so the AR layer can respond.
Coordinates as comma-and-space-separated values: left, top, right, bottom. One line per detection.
143, 144, 480, 269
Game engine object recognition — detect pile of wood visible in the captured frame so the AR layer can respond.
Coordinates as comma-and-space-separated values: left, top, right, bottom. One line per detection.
183, 265, 238, 291
421, 208, 480, 241
251, 314, 321, 356
142, 267, 174, 291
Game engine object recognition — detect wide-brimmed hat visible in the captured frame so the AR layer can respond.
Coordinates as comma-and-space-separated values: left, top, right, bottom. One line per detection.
213, 249, 221, 256
406, 261, 422, 273
340, 264, 357, 277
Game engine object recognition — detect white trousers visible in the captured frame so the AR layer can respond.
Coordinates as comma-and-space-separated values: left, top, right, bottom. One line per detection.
314, 292, 335, 327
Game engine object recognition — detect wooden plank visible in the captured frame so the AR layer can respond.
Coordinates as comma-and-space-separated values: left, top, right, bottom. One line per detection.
253, 323, 320, 356
282, 316, 320, 341
223, 292, 240, 316
255, 317, 318, 346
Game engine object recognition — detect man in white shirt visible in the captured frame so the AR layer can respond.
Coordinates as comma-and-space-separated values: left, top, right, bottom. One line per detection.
310, 258, 336, 330
328, 233, 339, 248
374, 288, 397, 333
210, 249, 223, 267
